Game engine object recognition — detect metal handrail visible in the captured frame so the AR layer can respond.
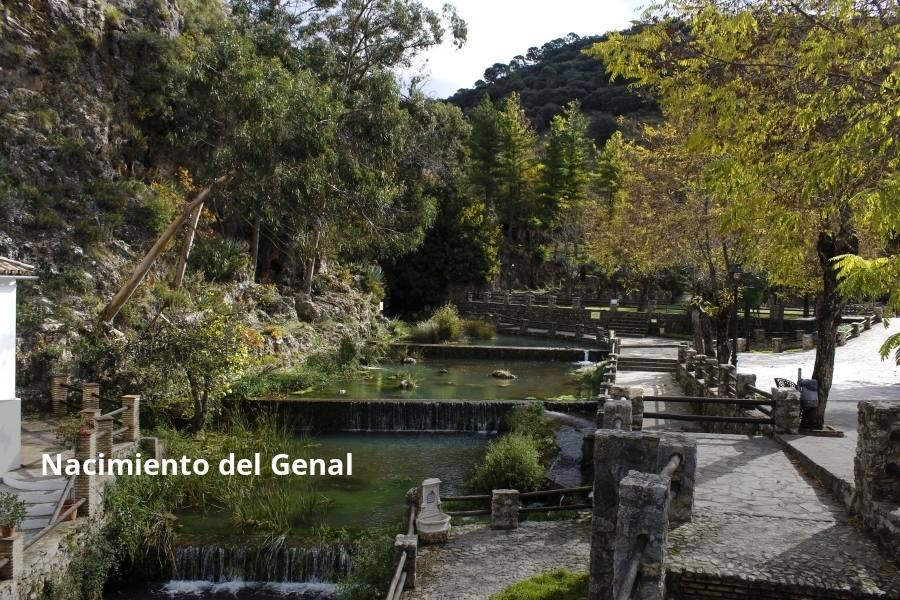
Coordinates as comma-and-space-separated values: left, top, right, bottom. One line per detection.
23, 498, 85, 552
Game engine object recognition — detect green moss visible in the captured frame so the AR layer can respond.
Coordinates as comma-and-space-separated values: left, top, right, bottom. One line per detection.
490, 569, 588, 600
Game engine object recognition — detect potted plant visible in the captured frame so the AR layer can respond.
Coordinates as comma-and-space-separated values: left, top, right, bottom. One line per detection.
0, 492, 26, 537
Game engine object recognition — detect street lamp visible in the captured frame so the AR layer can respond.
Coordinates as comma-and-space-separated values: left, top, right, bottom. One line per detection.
730, 264, 743, 367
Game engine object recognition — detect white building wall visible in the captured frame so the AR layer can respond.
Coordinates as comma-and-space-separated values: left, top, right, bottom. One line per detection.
0, 278, 22, 474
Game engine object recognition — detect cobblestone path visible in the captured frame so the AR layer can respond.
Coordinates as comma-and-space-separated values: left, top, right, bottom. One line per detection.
402, 520, 591, 600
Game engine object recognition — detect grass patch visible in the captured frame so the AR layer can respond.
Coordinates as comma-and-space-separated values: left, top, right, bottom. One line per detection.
490, 569, 588, 600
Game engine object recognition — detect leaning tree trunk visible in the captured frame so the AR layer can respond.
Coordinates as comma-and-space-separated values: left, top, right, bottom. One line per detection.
807, 221, 858, 429
714, 309, 730, 365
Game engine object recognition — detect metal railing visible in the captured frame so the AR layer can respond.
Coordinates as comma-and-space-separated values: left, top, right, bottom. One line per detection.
23, 498, 85, 552
617, 453, 683, 600
57, 381, 131, 442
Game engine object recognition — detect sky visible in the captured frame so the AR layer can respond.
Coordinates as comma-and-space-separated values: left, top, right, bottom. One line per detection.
412, 0, 647, 98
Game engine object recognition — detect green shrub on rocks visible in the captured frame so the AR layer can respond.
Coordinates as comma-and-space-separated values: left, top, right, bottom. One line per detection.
469, 432, 545, 493
462, 318, 496, 339
409, 304, 463, 342
490, 569, 588, 600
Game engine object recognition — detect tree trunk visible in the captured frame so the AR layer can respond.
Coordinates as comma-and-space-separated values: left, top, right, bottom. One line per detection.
171, 201, 204, 290
701, 312, 715, 357
305, 230, 321, 297
714, 309, 730, 364
691, 307, 704, 353
806, 222, 858, 429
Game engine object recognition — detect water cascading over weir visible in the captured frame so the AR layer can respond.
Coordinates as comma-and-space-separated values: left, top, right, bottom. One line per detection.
172, 542, 351, 586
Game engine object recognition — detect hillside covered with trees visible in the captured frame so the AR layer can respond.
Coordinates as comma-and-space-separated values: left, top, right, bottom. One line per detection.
447, 32, 658, 143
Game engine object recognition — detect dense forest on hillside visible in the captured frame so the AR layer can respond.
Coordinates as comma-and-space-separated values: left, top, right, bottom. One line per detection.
447, 32, 658, 143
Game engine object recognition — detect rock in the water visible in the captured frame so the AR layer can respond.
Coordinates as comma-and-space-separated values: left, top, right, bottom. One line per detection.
403, 356, 417, 364
438, 368, 449, 374
491, 370, 517, 380
400, 379, 416, 390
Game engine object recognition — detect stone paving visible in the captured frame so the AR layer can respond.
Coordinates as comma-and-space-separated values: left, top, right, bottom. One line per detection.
403, 520, 591, 600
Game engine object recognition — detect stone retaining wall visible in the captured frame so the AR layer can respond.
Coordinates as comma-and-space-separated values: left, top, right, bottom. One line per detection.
666, 572, 866, 599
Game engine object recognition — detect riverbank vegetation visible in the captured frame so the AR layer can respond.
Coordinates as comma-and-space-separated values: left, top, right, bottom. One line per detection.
408, 305, 496, 343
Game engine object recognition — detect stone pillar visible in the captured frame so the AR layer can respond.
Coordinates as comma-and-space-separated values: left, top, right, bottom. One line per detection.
736, 337, 747, 352
717, 364, 733, 398
121, 395, 140, 443
505, 291, 511, 306
772, 388, 801, 434
677, 343, 688, 364
602, 398, 632, 431
548, 322, 557, 336
611, 386, 643, 431
575, 323, 583, 340
491, 489, 519, 530
863, 316, 872, 331
0, 532, 23, 582
466, 291, 473, 302
851, 323, 861, 338
51, 375, 69, 417
82, 382, 100, 411
705, 358, 719, 392
802, 333, 815, 351
694, 357, 705, 383
485, 291, 492, 303
73, 429, 97, 517
96, 416, 113, 458
837, 331, 848, 346
572, 295, 581, 309
873, 306, 884, 322
854, 401, 900, 504
548, 295, 556, 308
525, 294, 533, 308
772, 338, 784, 353
394, 534, 418, 589
735, 373, 756, 398
753, 328, 766, 344
612, 472, 669, 600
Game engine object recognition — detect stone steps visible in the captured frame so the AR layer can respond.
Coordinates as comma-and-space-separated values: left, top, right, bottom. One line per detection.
1, 469, 68, 491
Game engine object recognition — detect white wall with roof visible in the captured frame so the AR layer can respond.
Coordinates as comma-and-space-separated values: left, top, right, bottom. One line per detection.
0, 277, 21, 474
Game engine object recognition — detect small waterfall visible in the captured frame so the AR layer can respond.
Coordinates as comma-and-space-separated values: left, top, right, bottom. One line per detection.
278, 400, 519, 432
173, 544, 351, 583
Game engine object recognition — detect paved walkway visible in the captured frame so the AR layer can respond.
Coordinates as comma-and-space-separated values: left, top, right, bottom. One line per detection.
403, 520, 591, 600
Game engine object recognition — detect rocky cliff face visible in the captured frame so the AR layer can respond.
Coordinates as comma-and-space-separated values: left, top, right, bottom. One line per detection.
1, 0, 384, 399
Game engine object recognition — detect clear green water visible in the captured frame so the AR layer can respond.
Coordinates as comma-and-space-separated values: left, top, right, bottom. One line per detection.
309, 358, 589, 401
177, 432, 490, 536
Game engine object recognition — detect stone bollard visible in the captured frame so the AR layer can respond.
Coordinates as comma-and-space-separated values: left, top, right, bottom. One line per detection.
802, 333, 815, 351
505, 291, 511, 305
837, 331, 848, 346
0, 531, 23, 582
772, 338, 784, 353
121, 395, 140, 443
575, 323, 583, 340
851, 322, 861, 338
51, 375, 69, 417
96, 416, 113, 458
548, 295, 556, 308
854, 401, 900, 504
677, 342, 688, 364
611, 386, 644, 431
525, 294, 533, 308
656, 434, 697, 523
717, 364, 734, 398
82, 382, 100, 411
572, 295, 581, 309
863, 316, 872, 331
735, 373, 757, 398
601, 398, 632, 430
772, 388, 802, 434
74, 429, 97, 517
485, 291, 492, 303
873, 306, 884, 322
753, 328, 766, 344
736, 337, 747, 352
491, 489, 519, 530
612, 471, 669, 600
394, 534, 418, 589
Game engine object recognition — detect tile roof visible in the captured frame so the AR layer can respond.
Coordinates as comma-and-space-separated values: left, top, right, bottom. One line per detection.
0, 257, 36, 277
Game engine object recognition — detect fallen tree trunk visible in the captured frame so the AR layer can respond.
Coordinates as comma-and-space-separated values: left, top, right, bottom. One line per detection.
99, 174, 230, 323
171, 200, 204, 290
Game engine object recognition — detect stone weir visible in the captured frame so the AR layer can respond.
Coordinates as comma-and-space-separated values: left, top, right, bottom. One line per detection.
173, 542, 351, 584
392, 342, 608, 362
253, 398, 600, 432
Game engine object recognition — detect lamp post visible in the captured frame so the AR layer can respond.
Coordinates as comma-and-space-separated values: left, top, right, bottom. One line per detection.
730, 264, 743, 367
